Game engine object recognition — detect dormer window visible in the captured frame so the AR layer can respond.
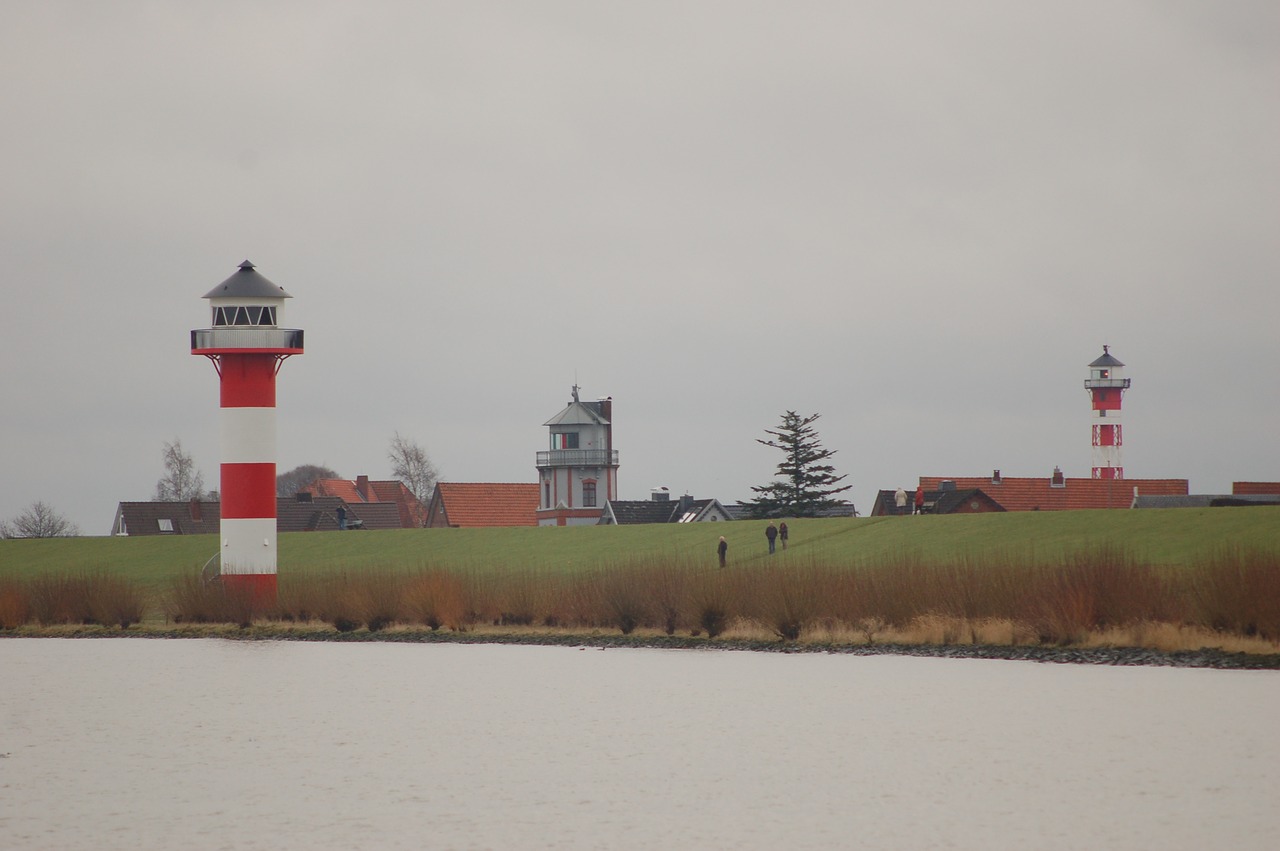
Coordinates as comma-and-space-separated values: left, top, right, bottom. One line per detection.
213, 305, 277, 327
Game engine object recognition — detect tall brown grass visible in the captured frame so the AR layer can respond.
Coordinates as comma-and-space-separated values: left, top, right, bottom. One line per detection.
0, 579, 32, 629
0, 571, 146, 629
148, 547, 1280, 654
1187, 547, 1280, 641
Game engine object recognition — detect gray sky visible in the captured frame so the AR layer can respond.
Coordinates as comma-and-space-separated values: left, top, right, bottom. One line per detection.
2, 1, 1277, 535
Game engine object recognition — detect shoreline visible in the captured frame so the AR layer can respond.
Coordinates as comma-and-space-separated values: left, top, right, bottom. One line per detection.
5, 624, 1279, 670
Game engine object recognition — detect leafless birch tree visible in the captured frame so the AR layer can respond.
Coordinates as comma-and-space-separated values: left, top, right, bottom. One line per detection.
388, 432, 439, 506
154, 439, 205, 501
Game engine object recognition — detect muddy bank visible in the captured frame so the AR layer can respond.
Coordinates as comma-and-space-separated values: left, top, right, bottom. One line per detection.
6, 625, 1279, 669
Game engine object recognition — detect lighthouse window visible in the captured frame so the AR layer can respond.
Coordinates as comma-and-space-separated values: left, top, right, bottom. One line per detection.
582, 481, 597, 507
553, 433, 580, 450
212, 306, 277, 327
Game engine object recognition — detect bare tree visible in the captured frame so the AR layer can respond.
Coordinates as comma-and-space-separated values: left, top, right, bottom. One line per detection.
388, 432, 439, 506
1, 501, 81, 538
154, 439, 206, 501
277, 464, 340, 497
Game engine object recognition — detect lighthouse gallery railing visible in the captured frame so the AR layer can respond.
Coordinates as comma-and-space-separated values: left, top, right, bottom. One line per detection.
536, 449, 619, 467
191, 328, 305, 351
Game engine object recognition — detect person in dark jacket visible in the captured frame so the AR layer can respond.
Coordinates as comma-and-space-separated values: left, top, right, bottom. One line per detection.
717, 536, 728, 568
765, 521, 778, 554
779, 521, 789, 550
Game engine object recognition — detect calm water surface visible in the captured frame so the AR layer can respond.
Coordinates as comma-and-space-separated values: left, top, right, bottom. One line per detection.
1, 639, 1276, 850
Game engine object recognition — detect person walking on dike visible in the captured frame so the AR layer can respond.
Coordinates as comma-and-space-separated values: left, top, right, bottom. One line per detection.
914, 484, 925, 515
779, 521, 789, 550
717, 535, 728, 568
894, 487, 908, 515
765, 521, 778, 554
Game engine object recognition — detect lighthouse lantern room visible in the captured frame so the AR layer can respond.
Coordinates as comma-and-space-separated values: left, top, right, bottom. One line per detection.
191, 261, 303, 602
1083, 345, 1129, 480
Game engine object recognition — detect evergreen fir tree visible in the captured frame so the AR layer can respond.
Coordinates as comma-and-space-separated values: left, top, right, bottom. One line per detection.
741, 411, 852, 518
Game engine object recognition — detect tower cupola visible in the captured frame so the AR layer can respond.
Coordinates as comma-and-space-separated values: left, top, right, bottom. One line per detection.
193, 261, 302, 357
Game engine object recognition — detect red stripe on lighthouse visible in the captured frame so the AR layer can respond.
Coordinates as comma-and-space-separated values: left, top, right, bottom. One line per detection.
221, 463, 278, 518
220, 353, 278, 407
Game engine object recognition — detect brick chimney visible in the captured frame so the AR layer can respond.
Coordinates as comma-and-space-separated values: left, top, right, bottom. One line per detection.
356, 475, 370, 502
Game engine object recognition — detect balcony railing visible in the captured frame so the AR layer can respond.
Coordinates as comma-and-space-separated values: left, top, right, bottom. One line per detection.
191, 328, 304, 352
536, 449, 619, 468
1083, 378, 1130, 389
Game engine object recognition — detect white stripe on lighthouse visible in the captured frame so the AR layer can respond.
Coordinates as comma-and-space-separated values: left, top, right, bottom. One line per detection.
220, 518, 278, 574
220, 407, 277, 464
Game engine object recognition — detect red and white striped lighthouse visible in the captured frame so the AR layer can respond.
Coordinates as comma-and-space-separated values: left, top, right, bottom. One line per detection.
1084, 345, 1129, 479
191, 261, 303, 603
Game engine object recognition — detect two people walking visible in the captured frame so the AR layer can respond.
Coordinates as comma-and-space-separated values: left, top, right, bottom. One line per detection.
716, 519, 789, 567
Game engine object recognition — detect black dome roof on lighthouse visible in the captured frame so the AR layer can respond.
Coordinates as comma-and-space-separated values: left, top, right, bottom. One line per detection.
1089, 345, 1124, 368
203, 260, 292, 299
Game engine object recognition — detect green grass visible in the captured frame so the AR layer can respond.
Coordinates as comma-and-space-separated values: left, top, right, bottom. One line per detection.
4, 509, 1278, 649
1, 507, 1274, 588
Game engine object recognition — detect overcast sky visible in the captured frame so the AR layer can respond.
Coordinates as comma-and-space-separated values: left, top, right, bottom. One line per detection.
2, 1, 1277, 535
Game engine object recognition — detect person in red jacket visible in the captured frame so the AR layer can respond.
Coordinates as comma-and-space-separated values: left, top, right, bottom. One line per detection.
914, 485, 925, 515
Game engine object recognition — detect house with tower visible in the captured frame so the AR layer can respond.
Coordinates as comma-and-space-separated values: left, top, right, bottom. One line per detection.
536, 386, 619, 526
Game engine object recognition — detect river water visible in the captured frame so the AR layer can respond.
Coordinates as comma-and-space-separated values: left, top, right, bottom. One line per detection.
1, 639, 1276, 850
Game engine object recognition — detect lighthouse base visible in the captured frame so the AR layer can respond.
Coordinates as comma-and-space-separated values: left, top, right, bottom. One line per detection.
221, 573, 278, 612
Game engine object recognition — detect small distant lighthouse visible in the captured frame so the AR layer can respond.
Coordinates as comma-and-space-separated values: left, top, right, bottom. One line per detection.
1084, 345, 1130, 479
191, 261, 303, 603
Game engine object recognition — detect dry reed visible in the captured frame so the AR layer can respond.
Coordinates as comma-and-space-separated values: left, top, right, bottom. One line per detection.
141, 546, 1280, 654
0, 571, 146, 629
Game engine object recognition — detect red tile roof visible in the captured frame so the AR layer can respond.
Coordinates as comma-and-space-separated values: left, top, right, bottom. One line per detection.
427, 483, 540, 528
369, 480, 428, 527
919, 476, 1188, 512
1233, 482, 1280, 495
305, 478, 367, 503
299, 477, 426, 528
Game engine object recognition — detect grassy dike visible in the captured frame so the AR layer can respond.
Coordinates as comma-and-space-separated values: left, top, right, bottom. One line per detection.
2, 507, 1278, 663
